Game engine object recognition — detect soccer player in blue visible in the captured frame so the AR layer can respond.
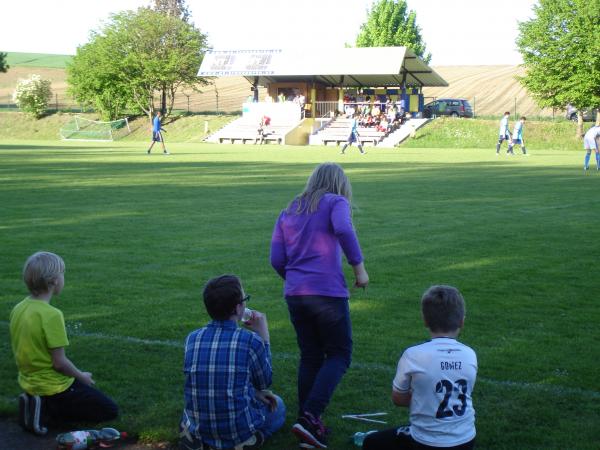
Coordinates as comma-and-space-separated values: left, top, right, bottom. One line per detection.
583, 125, 600, 171
340, 114, 366, 155
507, 116, 527, 155
496, 111, 511, 155
146, 110, 169, 155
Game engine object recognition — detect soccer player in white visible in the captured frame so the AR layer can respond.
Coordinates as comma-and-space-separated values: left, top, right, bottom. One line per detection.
583, 125, 600, 171
496, 111, 511, 155
363, 285, 477, 450
507, 116, 527, 155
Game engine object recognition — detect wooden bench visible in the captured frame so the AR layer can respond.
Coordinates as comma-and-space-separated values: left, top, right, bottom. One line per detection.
219, 134, 282, 144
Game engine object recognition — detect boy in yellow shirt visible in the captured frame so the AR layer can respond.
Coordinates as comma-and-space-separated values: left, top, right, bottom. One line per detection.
9, 251, 118, 434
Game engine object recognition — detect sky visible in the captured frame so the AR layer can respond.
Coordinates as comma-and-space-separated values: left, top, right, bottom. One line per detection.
0, 0, 537, 66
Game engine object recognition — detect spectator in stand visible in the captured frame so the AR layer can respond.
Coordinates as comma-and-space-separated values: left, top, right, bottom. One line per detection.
257, 115, 272, 145
378, 116, 389, 133
399, 96, 406, 117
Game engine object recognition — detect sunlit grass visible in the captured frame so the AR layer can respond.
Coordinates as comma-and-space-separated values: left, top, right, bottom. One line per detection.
0, 141, 599, 449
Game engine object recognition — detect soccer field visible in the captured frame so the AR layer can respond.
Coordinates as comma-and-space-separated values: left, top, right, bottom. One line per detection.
0, 141, 599, 450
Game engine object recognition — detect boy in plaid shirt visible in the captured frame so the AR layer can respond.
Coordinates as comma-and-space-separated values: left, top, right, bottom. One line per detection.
180, 275, 285, 450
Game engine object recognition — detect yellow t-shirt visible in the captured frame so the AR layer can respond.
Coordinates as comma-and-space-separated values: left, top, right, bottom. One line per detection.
9, 297, 74, 396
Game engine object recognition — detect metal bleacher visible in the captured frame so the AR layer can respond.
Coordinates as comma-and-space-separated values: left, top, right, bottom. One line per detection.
204, 102, 302, 145
309, 117, 387, 147
310, 116, 431, 148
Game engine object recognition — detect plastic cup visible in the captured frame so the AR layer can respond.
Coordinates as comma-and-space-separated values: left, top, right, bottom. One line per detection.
242, 308, 254, 323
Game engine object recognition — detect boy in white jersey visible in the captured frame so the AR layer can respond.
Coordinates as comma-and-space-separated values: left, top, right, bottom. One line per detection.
496, 111, 511, 155
363, 285, 477, 450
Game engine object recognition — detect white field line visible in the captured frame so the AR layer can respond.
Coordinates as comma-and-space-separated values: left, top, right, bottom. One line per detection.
517, 202, 589, 214
1, 322, 598, 400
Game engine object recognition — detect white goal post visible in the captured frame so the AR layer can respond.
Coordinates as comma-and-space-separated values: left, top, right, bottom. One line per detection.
59, 116, 131, 141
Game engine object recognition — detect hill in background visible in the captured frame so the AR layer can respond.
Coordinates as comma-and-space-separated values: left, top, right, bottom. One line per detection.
5, 53, 72, 68
1, 52, 556, 117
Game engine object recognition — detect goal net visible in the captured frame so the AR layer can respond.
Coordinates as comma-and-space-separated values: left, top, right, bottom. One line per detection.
59, 116, 131, 141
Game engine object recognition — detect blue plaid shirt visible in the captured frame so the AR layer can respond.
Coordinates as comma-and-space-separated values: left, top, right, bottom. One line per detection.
182, 320, 272, 449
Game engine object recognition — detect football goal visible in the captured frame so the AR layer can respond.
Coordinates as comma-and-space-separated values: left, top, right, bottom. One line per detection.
59, 116, 131, 141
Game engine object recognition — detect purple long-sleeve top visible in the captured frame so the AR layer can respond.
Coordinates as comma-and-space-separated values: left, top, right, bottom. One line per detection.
270, 193, 364, 298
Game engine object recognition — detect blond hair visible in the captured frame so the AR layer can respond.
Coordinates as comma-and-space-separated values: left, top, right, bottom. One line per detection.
23, 251, 65, 296
290, 163, 352, 214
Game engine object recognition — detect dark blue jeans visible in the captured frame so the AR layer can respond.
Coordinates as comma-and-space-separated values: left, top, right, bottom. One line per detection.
43, 379, 118, 424
286, 295, 352, 417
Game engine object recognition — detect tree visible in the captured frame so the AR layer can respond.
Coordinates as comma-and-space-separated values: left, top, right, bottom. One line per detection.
67, 35, 132, 120
516, 0, 600, 136
13, 75, 52, 118
153, 0, 191, 22
0, 52, 9, 73
355, 0, 431, 63
67, 8, 208, 120
152, 0, 192, 112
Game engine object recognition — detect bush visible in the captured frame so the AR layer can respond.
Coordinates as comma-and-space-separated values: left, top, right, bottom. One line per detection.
12, 75, 52, 118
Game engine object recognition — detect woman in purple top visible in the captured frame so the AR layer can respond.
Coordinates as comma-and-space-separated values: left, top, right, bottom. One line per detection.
270, 162, 369, 448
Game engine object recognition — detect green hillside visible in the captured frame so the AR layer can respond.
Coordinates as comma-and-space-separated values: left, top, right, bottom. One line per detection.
6, 52, 73, 69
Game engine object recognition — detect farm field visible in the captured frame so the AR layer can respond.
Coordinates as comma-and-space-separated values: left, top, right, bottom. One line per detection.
0, 141, 599, 449
1, 52, 556, 116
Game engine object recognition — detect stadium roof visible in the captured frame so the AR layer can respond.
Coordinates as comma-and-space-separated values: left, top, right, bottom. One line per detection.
198, 47, 448, 88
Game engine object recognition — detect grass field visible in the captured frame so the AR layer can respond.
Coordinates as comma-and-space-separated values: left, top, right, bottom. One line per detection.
5, 53, 73, 69
0, 141, 599, 450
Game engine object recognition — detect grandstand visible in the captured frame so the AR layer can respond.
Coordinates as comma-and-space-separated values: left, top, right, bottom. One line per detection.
198, 47, 447, 146
310, 116, 430, 147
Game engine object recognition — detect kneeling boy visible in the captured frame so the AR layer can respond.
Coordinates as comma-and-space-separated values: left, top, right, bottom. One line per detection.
180, 275, 285, 450
9, 252, 118, 435
363, 285, 477, 450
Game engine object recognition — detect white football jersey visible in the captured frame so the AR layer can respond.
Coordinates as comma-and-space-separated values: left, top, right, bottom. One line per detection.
392, 337, 477, 447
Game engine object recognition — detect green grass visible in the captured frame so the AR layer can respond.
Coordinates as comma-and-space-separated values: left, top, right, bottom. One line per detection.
0, 141, 599, 450
6, 52, 73, 69
404, 117, 582, 151
0, 112, 238, 142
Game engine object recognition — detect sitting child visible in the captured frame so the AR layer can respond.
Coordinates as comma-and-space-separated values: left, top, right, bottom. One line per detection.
180, 275, 285, 450
9, 252, 118, 435
257, 115, 271, 144
363, 285, 477, 450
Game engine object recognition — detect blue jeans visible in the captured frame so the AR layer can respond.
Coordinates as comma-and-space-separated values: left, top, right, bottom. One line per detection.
286, 295, 352, 417
257, 394, 286, 438
180, 395, 286, 448
43, 379, 118, 424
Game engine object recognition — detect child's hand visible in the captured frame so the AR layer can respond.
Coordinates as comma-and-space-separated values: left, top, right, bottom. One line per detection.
79, 371, 95, 386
